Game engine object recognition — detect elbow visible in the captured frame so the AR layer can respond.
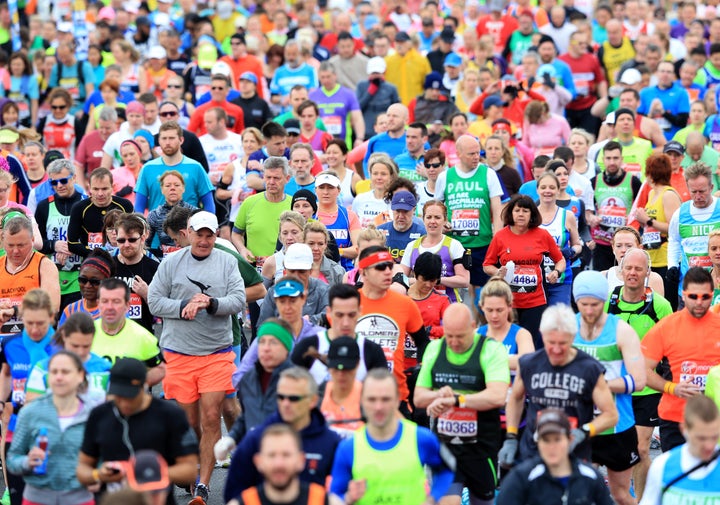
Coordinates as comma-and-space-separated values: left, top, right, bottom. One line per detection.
633, 373, 647, 392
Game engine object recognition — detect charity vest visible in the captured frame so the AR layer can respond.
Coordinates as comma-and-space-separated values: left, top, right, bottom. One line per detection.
408, 235, 461, 302
0, 252, 44, 338
46, 196, 82, 296
574, 314, 634, 434
617, 138, 652, 179
592, 172, 634, 246
445, 165, 492, 248
601, 38, 635, 85
430, 336, 500, 445
42, 117, 75, 160
540, 207, 571, 284
643, 186, 677, 267
325, 206, 354, 271
352, 420, 427, 505
660, 445, 720, 505
321, 380, 364, 438
678, 200, 720, 274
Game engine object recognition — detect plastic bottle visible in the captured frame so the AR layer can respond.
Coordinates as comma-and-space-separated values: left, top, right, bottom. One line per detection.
504, 261, 515, 284
34, 428, 49, 475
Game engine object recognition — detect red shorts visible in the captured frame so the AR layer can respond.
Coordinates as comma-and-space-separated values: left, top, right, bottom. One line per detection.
163, 350, 236, 404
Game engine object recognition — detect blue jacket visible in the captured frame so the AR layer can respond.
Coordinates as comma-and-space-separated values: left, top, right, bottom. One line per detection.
223, 408, 340, 503
7, 394, 93, 500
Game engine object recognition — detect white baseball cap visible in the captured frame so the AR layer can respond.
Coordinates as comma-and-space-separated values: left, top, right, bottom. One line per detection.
188, 211, 219, 233
283, 243, 313, 270
367, 56, 386, 75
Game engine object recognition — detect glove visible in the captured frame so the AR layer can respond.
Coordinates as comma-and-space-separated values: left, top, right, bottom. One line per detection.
569, 428, 587, 453
498, 437, 518, 468
527, 76, 536, 88
667, 266, 680, 284
542, 72, 555, 89
116, 185, 133, 197
213, 436, 236, 461
561, 247, 575, 262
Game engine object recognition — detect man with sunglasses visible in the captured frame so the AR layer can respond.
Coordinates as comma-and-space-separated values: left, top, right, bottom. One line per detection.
112, 214, 159, 334
34, 159, 87, 313
223, 366, 339, 502
642, 267, 720, 452
354, 245, 428, 417
187, 74, 245, 137
154, 101, 209, 173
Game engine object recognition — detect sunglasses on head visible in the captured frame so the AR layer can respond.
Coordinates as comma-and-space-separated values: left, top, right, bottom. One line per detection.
684, 292, 712, 301
116, 237, 142, 244
159, 111, 178, 117
50, 177, 71, 186
78, 276, 102, 286
425, 162, 442, 168
372, 262, 394, 271
277, 394, 307, 402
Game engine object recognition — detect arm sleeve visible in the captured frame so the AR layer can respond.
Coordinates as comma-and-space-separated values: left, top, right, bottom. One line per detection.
662, 111, 689, 128
257, 289, 276, 326
214, 258, 246, 315
67, 202, 90, 257
638, 452, 669, 505
6, 408, 33, 475
329, 439, 355, 497
480, 339, 511, 383
416, 340, 441, 388
486, 168, 504, 198
34, 201, 52, 254
233, 339, 259, 388
496, 466, 529, 505
224, 434, 260, 502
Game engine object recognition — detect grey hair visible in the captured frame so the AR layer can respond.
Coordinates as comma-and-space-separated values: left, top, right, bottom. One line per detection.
290, 142, 314, 161
318, 61, 336, 74
684, 161, 713, 183
98, 106, 118, 123
368, 153, 398, 177
3, 215, 33, 237
264, 156, 290, 176
47, 159, 76, 177
285, 39, 300, 51
280, 366, 319, 397
104, 64, 122, 75
23, 141, 45, 155
522, 51, 541, 65
539, 304, 578, 336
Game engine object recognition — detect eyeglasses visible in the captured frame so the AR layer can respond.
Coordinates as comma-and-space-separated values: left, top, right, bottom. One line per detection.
277, 394, 308, 402
166, 84, 182, 89
159, 111, 178, 117
78, 276, 102, 286
50, 177, 71, 186
116, 237, 142, 244
51, 105, 67, 110
425, 162, 442, 168
372, 262, 394, 271
684, 292, 713, 301
211, 87, 226, 91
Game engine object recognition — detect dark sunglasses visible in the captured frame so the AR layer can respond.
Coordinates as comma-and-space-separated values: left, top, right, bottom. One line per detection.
78, 276, 102, 286
116, 237, 142, 244
425, 162, 442, 168
159, 111, 178, 117
50, 177, 71, 186
211, 87, 226, 91
372, 262, 394, 271
166, 84, 182, 89
51, 105, 67, 110
684, 292, 712, 301
277, 394, 307, 402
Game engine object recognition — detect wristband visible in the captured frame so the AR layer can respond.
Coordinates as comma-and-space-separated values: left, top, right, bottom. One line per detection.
647, 218, 654, 228
622, 374, 636, 394
582, 423, 596, 437
664, 381, 676, 395
506, 426, 519, 436
92, 469, 101, 483
12, 306, 18, 318
458, 394, 466, 408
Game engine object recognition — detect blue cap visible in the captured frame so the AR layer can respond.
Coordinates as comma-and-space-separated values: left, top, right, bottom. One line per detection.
444, 52, 462, 67
483, 94, 506, 109
573, 270, 609, 302
424, 71, 443, 90
239, 71, 258, 85
273, 278, 305, 298
390, 190, 417, 211
133, 129, 155, 148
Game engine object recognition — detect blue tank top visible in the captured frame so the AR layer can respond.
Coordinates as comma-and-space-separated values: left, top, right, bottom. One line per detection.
661, 445, 720, 503
325, 206, 354, 271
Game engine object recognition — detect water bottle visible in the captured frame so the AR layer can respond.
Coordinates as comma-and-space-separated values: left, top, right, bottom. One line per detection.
34, 428, 48, 475
504, 261, 515, 284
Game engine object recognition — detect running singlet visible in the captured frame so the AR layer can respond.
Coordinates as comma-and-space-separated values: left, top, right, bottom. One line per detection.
0, 252, 44, 338
678, 200, 720, 274
444, 166, 493, 248
592, 172, 634, 246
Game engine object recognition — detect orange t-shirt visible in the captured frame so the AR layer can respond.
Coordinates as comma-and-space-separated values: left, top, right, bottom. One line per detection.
357, 290, 424, 402
321, 380, 364, 436
641, 309, 720, 422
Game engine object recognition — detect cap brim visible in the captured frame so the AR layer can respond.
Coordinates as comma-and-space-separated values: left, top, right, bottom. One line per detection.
108, 383, 142, 398
392, 204, 415, 211
327, 358, 359, 370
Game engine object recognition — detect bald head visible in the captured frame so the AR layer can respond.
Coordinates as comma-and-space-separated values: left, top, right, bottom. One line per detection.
444, 303, 473, 336
686, 131, 705, 161
385, 104, 409, 135
456, 134, 479, 154
623, 247, 650, 270
455, 135, 481, 172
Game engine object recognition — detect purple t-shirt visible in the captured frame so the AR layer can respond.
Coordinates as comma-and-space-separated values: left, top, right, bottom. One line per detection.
309, 85, 360, 142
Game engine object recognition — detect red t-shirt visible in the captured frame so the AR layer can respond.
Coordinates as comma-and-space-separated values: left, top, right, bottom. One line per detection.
476, 15, 519, 54
219, 54, 265, 99
484, 226, 563, 309
557, 52, 606, 111
187, 100, 245, 136
75, 130, 105, 175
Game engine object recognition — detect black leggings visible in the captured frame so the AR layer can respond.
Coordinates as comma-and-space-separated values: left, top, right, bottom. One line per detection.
5, 441, 23, 505
516, 305, 547, 349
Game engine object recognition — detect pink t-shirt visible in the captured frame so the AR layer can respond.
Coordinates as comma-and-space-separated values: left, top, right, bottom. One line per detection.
111, 166, 137, 205
521, 114, 571, 156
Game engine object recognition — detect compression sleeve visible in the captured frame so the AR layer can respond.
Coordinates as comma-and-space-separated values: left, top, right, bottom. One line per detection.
329, 438, 354, 497
200, 191, 216, 213
134, 193, 148, 214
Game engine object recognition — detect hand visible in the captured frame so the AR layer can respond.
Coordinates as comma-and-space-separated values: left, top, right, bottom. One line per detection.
346, 479, 367, 504
569, 427, 587, 452
436, 386, 455, 398
368, 82, 379, 95
132, 276, 149, 299
54, 240, 70, 255
214, 436, 236, 461
427, 396, 454, 417
55, 252, 70, 265
547, 269, 560, 284
0, 307, 14, 323
181, 300, 204, 320
190, 293, 211, 306
673, 381, 703, 399
486, 81, 501, 94
99, 461, 125, 483
27, 447, 47, 468
635, 208, 649, 224
586, 239, 596, 251
587, 214, 602, 227
498, 438, 518, 468
497, 266, 507, 279
667, 266, 680, 284
542, 72, 555, 89
415, 162, 428, 179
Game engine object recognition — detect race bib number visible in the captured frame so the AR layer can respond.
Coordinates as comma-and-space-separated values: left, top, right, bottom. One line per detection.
59, 77, 80, 99
11, 378, 26, 405
436, 407, 478, 443
451, 209, 479, 234
88, 232, 103, 249
127, 293, 142, 319
598, 205, 627, 228
324, 116, 342, 136
641, 228, 662, 249
161, 244, 181, 255
688, 255, 712, 268
679, 361, 713, 392
623, 163, 642, 176
509, 266, 538, 293
254, 256, 268, 275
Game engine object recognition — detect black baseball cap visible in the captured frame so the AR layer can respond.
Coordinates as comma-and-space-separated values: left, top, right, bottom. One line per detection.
43, 150, 64, 169
536, 409, 571, 437
663, 141, 685, 155
108, 358, 147, 398
327, 336, 360, 370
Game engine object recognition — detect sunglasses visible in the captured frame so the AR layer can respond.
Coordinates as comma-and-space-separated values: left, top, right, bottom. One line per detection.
166, 84, 182, 89
159, 111, 178, 117
425, 162, 442, 168
116, 237, 142, 244
372, 262, 394, 271
78, 276, 102, 286
51, 105, 67, 110
684, 292, 712, 301
211, 87, 226, 91
50, 177, 71, 186
277, 394, 307, 402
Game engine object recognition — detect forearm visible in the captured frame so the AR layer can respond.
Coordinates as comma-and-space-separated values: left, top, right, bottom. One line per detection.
504, 391, 525, 429
413, 386, 440, 409
146, 363, 166, 386
645, 368, 667, 393
592, 408, 619, 434
167, 460, 198, 486
439, 269, 469, 288
464, 384, 508, 411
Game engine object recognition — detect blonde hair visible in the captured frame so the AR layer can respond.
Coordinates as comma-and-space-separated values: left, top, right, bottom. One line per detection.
357, 224, 386, 246
279, 211, 306, 233
368, 153, 398, 177
303, 220, 330, 242
21, 288, 54, 316
480, 277, 515, 322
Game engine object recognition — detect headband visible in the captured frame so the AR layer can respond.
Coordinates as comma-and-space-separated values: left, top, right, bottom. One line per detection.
121, 139, 142, 155
2, 210, 26, 228
81, 257, 112, 278
257, 321, 294, 352
358, 250, 393, 269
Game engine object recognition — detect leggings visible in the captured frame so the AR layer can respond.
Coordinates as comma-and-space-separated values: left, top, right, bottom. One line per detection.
516, 305, 547, 350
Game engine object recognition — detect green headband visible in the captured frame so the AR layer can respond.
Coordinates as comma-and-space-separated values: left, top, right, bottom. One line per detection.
258, 321, 294, 352
2, 211, 25, 228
